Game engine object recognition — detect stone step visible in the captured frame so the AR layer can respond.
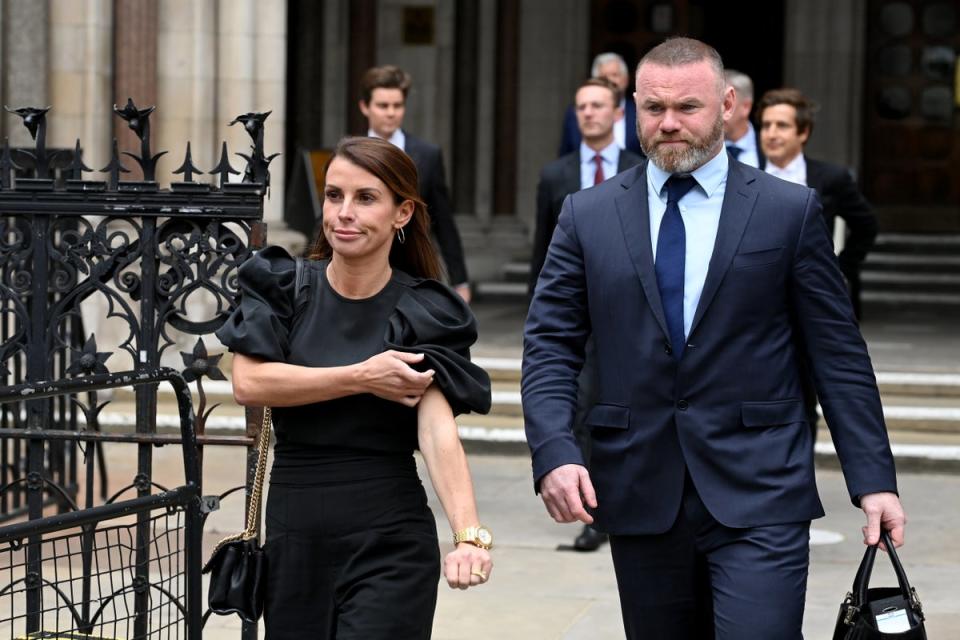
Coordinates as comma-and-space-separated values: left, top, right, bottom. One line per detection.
862, 291, 960, 307
872, 233, 960, 255
862, 252, 960, 273
861, 271, 960, 293
502, 261, 531, 283
474, 281, 528, 301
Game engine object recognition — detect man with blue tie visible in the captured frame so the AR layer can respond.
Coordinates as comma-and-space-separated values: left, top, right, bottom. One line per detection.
523, 37, 905, 639
722, 69, 765, 169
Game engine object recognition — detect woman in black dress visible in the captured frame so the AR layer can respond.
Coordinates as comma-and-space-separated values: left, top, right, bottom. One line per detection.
216, 136, 493, 638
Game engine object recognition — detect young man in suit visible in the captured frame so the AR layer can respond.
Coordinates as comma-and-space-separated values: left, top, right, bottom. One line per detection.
523, 37, 904, 639
558, 53, 644, 157
722, 69, 765, 169
758, 87, 877, 318
358, 65, 471, 301
529, 77, 645, 552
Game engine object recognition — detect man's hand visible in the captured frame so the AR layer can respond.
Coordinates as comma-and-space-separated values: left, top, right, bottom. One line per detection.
357, 350, 435, 407
860, 491, 906, 549
539, 464, 597, 524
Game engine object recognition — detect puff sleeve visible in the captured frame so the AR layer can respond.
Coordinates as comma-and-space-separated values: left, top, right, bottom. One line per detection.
215, 245, 297, 362
385, 278, 492, 416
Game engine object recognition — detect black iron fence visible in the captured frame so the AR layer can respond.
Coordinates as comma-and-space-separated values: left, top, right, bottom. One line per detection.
0, 102, 275, 639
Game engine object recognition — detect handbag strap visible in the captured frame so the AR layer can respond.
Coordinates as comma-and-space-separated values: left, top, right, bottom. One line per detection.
851, 530, 923, 616
208, 407, 272, 553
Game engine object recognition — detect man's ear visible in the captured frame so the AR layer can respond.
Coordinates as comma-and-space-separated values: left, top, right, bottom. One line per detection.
798, 127, 811, 146
359, 100, 370, 118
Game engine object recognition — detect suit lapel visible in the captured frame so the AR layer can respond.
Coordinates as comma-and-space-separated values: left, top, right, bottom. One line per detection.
562, 154, 581, 194
614, 162, 670, 340
804, 157, 823, 191
688, 160, 759, 337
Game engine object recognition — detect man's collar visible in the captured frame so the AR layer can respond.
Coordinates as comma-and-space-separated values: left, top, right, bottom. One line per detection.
768, 151, 805, 175
648, 146, 728, 198
728, 122, 756, 149
368, 128, 406, 150
580, 139, 619, 165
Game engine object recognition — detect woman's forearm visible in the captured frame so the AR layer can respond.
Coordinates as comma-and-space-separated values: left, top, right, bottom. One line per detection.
417, 386, 481, 534
231, 353, 362, 406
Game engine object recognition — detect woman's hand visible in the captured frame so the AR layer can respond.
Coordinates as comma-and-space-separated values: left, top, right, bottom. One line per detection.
357, 350, 435, 406
444, 543, 492, 590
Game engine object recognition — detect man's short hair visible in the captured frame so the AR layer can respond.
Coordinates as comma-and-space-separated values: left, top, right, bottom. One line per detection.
359, 65, 412, 104
756, 88, 819, 136
636, 37, 725, 91
724, 69, 754, 102
591, 52, 629, 78
577, 77, 622, 105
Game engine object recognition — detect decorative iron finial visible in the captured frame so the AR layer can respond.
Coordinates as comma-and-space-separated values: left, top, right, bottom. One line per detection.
69, 139, 92, 180
99, 138, 130, 190
229, 111, 279, 187
4, 105, 56, 179
209, 141, 240, 188
0, 137, 23, 189
172, 142, 203, 183
113, 98, 166, 181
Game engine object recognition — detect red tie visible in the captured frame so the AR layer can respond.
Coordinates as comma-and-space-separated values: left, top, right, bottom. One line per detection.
593, 154, 604, 185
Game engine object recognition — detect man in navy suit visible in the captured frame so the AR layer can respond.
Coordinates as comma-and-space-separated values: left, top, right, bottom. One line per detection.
558, 53, 643, 156
722, 69, 765, 169
523, 37, 905, 639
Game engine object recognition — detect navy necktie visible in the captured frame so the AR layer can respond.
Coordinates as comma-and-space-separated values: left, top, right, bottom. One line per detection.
656, 175, 697, 359
726, 143, 743, 160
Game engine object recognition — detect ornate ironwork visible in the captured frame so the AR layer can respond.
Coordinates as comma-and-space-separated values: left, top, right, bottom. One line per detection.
0, 102, 275, 639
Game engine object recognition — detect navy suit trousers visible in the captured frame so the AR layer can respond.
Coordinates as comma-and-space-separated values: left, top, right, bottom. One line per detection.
609, 474, 810, 640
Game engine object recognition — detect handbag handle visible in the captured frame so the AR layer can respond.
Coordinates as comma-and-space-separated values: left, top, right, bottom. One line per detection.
852, 530, 917, 608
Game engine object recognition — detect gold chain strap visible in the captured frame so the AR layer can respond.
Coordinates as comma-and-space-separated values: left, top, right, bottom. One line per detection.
208, 407, 272, 556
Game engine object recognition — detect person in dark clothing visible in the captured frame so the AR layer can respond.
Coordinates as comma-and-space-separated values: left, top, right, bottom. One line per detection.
358, 65, 471, 302
217, 136, 493, 639
757, 87, 877, 318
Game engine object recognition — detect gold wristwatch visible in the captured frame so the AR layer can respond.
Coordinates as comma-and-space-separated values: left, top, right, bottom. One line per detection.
453, 525, 493, 550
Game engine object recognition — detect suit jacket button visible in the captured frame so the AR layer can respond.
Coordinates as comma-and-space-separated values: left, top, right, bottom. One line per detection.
664, 342, 673, 355
677, 399, 689, 411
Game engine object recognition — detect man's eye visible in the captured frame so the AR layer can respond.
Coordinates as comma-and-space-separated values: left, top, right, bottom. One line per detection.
646, 105, 663, 113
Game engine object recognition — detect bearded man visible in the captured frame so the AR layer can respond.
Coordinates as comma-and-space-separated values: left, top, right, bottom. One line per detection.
522, 37, 905, 639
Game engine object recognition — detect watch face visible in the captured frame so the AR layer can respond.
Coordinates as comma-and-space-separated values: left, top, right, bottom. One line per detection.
477, 528, 493, 546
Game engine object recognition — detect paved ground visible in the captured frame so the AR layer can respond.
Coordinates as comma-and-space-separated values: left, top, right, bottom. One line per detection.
194, 450, 957, 639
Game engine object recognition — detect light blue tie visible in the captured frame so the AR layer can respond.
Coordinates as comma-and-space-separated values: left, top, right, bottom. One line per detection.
656, 175, 697, 359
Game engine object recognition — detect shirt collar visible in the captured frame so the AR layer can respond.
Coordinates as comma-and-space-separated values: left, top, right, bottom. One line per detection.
768, 152, 805, 176
368, 128, 405, 150
728, 122, 756, 150
580, 139, 620, 166
648, 145, 729, 199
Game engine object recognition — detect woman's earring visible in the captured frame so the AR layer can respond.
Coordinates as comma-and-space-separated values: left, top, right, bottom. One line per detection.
396, 227, 406, 244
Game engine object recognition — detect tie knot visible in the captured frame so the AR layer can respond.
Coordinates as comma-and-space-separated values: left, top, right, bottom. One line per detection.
666, 175, 697, 204
726, 143, 743, 160
594, 153, 603, 165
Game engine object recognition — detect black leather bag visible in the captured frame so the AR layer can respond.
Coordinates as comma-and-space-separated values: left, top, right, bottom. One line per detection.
202, 407, 273, 623
833, 530, 926, 639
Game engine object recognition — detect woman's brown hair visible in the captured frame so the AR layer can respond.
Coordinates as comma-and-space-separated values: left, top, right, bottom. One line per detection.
309, 136, 444, 280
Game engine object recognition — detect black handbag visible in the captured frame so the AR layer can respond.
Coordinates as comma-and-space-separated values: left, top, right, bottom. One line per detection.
833, 530, 926, 639
202, 406, 273, 623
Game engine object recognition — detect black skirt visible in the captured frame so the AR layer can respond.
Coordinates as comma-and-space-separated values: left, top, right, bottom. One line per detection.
263, 451, 440, 639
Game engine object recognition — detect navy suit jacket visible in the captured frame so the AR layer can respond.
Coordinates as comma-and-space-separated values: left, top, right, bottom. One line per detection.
559, 100, 643, 156
403, 132, 469, 285
522, 156, 897, 534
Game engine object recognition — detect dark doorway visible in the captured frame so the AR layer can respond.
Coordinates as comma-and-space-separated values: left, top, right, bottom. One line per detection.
589, 1, 785, 109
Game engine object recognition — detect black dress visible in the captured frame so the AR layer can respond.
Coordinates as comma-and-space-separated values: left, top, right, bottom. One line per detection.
215, 246, 491, 639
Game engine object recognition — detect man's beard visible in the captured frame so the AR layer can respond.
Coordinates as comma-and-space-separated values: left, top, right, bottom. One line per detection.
639, 115, 724, 174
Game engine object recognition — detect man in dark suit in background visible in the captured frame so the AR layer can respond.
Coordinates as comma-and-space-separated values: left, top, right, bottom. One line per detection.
359, 65, 471, 301
523, 37, 904, 638
758, 87, 877, 318
723, 69, 765, 169
558, 53, 644, 156
529, 77, 644, 552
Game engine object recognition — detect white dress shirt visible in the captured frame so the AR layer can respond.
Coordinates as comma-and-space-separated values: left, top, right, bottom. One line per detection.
765, 152, 807, 186
726, 122, 760, 168
368, 128, 406, 151
613, 98, 627, 149
647, 149, 728, 339
580, 141, 620, 190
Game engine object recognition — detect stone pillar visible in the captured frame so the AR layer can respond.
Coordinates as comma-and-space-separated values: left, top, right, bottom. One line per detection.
48, 0, 113, 170
113, 0, 158, 160
156, 0, 216, 186
783, 0, 866, 170
322, 0, 349, 146
1, 0, 50, 145
254, 0, 287, 230
472, 0, 497, 224
515, 0, 589, 230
